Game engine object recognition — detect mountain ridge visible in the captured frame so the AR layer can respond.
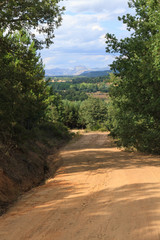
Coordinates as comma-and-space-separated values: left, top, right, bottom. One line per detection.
45, 66, 109, 76
80, 70, 111, 77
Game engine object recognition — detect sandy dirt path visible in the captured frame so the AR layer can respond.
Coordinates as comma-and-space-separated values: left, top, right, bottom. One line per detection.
1, 132, 160, 240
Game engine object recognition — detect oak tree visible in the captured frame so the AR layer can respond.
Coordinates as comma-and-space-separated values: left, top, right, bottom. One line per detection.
0, 0, 65, 48
106, 0, 160, 153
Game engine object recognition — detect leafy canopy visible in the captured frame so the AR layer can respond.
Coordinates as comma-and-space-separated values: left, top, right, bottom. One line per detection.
0, 0, 65, 48
106, 0, 160, 153
0, 0, 66, 143
0, 31, 48, 140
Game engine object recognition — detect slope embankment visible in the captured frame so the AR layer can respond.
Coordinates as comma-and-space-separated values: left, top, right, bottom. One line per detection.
0, 133, 70, 215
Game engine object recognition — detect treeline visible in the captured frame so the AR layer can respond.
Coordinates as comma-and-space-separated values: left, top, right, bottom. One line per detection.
106, 0, 160, 154
60, 90, 88, 101
72, 76, 108, 84
0, 32, 70, 145
48, 77, 108, 101
48, 96, 108, 130
51, 82, 108, 93
0, 1, 71, 146
50, 76, 109, 84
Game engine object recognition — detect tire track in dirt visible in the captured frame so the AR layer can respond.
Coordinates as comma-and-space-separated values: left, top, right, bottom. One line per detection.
0, 132, 160, 240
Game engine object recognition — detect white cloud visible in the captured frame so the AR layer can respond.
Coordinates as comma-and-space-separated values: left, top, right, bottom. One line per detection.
113, 8, 126, 15
41, 0, 130, 69
92, 25, 103, 31
43, 57, 56, 65
105, 55, 116, 61
63, 0, 128, 13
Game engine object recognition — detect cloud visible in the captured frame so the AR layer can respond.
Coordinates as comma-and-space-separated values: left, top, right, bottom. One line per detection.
43, 57, 56, 65
63, 0, 128, 13
41, 0, 130, 69
42, 51, 115, 69
92, 25, 103, 31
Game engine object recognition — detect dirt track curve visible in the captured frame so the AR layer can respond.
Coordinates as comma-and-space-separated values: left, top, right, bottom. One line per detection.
1, 132, 160, 240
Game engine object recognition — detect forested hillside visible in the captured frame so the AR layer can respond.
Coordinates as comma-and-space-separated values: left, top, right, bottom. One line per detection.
80, 70, 111, 77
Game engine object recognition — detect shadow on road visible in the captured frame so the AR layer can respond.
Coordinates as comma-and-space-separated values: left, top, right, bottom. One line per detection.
1, 132, 160, 240
60, 133, 160, 174
2, 182, 160, 240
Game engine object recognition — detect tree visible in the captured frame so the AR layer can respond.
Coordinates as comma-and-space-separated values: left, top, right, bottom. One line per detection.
0, 31, 49, 142
79, 98, 108, 130
62, 100, 81, 129
45, 91, 65, 123
0, 0, 66, 142
0, 0, 65, 48
106, 0, 160, 153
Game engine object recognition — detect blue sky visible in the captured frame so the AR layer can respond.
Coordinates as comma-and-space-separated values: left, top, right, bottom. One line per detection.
41, 0, 131, 70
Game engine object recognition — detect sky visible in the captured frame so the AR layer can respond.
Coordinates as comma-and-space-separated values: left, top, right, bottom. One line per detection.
41, 0, 131, 70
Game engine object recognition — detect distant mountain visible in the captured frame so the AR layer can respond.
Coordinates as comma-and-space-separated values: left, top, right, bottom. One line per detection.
80, 70, 112, 77
45, 66, 89, 76
45, 68, 68, 76
72, 66, 89, 75
45, 66, 109, 76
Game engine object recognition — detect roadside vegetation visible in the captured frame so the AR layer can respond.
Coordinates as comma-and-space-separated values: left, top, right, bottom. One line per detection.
0, 1, 68, 148
0, 0, 69, 214
106, 0, 160, 154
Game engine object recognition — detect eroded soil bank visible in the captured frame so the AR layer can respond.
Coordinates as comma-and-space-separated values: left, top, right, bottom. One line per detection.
0, 139, 66, 215
1, 132, 160, 240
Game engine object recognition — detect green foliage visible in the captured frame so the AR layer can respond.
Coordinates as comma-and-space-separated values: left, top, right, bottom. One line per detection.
47, 75, 109, 130
0, 32, 49, 142
52, 97, 109, 131
50, 82, 71, 91
50, 81, 103, 93
61, 100, 82, 129
49, 76, 109, 101
45, 91, 65, 123
60, 90, 88, 101
72, 76, 108, 84
0, 0, 65, 48
106, 0, 160, 153
0, 1, 68, 146
80, 70, 111, 77
0, 31, 71, 145
79, 98, 108, 130
37, 122, 71, 141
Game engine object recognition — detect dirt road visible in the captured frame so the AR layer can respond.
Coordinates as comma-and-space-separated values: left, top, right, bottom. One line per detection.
1, 132, 160, 240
